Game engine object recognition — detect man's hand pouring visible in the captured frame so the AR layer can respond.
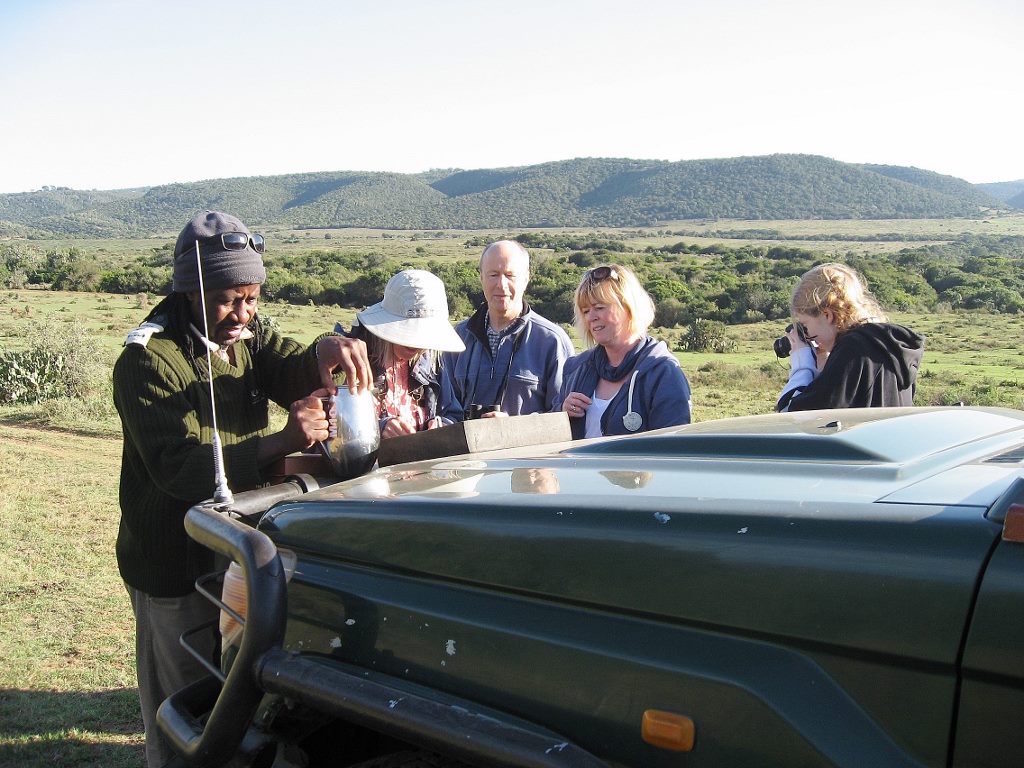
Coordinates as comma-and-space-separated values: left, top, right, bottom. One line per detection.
316, 336, 373, 394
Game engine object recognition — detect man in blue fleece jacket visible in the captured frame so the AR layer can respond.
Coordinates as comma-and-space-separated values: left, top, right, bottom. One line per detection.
441, 240, 573, 421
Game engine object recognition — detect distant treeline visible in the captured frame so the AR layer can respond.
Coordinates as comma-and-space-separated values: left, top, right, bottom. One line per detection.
2, 234, 1022, 324
667, 229, 941, 242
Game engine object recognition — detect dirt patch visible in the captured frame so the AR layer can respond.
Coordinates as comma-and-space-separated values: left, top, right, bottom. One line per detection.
0, 422, 121, 462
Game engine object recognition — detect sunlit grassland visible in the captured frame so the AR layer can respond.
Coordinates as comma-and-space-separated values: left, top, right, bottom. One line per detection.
614, 213, 1024, 254
658, 214, 1024, 237
0, 423, 142, 767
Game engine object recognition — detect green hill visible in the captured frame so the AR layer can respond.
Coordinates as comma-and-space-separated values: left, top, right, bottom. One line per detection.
578, 155, 1003, 221
0, 155, 1007, 236
978, 180, 1024, 206
859, 164, 999, 208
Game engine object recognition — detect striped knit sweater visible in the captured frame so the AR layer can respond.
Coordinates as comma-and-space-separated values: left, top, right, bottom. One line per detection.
113, 318, 322, 597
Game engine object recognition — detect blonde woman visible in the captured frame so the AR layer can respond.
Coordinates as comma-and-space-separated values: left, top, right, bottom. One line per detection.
558, 264, 692, 439
338, 269, 465, 438
776, 263, 924, 412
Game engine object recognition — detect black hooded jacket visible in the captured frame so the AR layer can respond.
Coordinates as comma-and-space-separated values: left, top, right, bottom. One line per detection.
777, 322, 924, 412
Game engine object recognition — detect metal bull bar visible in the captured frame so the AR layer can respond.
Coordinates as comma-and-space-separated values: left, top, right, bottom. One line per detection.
156, 480, 300, 767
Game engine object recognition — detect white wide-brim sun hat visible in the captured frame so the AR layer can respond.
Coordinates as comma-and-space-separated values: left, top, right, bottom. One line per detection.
356, 269, 466, 353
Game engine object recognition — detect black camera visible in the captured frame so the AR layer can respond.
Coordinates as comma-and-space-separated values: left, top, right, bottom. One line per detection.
773, 323, 807, 358
464, 404, 500, 420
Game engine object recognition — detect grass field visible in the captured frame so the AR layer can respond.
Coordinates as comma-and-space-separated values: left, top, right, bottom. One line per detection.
0, 423, 141, 767
1, 219, 1023, 766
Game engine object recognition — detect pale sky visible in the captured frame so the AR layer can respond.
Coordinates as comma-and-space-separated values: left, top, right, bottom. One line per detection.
1, 0, 1021, 194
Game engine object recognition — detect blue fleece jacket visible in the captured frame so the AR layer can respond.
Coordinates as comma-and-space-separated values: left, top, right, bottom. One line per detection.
441, 302, 573, 421
558, 338, 692, 439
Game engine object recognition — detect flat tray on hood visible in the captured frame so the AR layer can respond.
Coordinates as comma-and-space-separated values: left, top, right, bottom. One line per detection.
377, 412, 571, 467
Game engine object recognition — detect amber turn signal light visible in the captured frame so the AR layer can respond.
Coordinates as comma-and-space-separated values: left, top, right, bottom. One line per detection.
1003, 503, 1024, 543
642, 709, 695, 752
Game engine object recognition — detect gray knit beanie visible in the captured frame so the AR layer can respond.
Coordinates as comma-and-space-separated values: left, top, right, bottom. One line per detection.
172, 210, 267, 293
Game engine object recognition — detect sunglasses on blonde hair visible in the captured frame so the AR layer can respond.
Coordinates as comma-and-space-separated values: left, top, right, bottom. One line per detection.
586, 265, 618, 282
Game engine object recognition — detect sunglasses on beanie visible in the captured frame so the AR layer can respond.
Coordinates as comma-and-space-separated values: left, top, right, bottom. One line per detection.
199, 232, 266, 253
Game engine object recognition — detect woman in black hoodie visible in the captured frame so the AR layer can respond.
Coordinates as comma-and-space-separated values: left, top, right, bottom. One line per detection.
776, 263, 924, 411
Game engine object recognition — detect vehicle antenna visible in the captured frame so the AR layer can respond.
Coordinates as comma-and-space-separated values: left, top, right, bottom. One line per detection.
195, 240, 234, 506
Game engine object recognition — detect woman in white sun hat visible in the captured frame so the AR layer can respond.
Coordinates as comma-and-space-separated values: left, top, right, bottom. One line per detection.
336, 269, 465, 438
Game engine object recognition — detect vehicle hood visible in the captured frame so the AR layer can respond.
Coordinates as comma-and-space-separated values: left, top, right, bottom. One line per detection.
262, 407, 1024, 663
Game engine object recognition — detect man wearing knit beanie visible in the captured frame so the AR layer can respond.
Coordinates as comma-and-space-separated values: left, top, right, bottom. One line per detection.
171, 210, 267, 293
113, 210, 372, 767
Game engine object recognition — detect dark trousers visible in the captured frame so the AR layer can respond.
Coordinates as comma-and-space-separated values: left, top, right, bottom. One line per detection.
127, 585, 219, 768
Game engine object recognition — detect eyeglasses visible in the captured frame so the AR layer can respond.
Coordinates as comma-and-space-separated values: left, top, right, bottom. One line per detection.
200, 232, 266, 253
586, 265, 618, 282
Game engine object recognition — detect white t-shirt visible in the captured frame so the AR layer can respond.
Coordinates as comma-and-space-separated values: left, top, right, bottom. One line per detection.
585, 396, 612, 438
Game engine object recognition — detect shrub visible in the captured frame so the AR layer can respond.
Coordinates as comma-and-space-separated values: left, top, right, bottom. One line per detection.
274, 276, 326, 305
678, 319, 736, 353
260, 314, 281, 333
0, 321, 110, 405
0, 347, 70, 404
654, 297, 689, 328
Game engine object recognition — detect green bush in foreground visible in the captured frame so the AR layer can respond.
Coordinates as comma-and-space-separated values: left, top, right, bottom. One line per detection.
677, 319, 737, 353
0, 321, 113, 416
0, 347, 70, 404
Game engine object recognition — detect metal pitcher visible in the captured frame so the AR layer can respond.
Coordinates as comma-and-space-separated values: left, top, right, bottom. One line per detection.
318, 388, 380, 479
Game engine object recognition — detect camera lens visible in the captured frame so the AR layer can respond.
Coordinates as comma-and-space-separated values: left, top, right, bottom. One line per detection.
773, 335, 792, 358
773, 323, 797, 358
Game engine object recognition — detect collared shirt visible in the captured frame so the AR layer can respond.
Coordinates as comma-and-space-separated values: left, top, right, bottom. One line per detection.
189, 323, 253, 363
484, 313, 518, 360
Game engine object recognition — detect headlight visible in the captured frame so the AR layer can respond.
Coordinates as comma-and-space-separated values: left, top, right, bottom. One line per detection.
220, 548, 297, 648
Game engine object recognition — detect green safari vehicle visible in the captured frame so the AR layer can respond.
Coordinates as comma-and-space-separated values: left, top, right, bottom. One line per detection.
160, 406, 1024, 768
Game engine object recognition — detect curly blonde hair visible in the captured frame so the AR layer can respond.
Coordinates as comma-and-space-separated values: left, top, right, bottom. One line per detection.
573, 264, 655, 347
791, 263, 887, 333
